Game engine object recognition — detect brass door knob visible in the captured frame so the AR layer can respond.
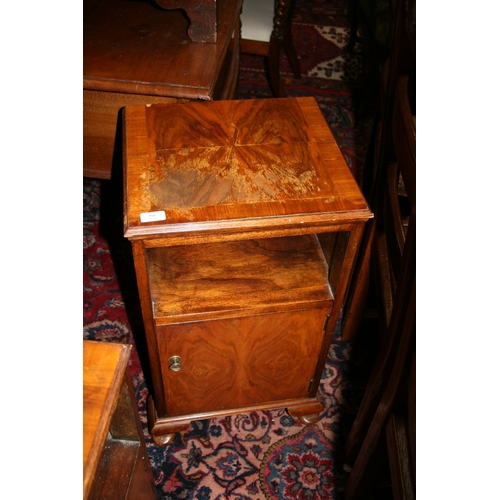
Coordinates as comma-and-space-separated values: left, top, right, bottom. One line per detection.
168, 356, 182, 372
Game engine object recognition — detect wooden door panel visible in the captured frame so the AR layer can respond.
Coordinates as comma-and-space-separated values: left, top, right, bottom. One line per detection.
156, 308, 331, 416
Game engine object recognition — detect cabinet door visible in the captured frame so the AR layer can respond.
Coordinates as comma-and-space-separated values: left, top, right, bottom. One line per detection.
156, 308, 331, 417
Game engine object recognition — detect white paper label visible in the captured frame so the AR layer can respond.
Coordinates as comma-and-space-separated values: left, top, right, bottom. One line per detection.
140, 210, 166, 223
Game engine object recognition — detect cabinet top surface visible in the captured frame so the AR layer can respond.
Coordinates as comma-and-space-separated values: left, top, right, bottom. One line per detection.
123, 97, 372, 239
83, 0, 242, 99
83, 341, 131, 498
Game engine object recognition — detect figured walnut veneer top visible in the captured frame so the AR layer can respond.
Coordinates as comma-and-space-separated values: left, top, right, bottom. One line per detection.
123, 97, 372, 240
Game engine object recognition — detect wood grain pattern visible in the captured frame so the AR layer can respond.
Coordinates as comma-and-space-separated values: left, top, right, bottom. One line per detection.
88, 440, 142, 499
156, 308, 330, 416
147, 235, 332, 324
124, 97, 371, 239
83, 341, 131, 499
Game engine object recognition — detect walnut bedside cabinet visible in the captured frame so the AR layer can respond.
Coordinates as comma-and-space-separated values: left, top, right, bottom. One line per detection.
122, 97, 372, 446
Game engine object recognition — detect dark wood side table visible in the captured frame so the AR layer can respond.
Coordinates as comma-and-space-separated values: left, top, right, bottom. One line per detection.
83, 0, 242, 179
122, 97, 373, 446
83, 340, 157, 500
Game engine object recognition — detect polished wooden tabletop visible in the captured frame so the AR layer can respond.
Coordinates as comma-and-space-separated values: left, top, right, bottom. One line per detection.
83, 341, 131, 500
123, 97, 372, 241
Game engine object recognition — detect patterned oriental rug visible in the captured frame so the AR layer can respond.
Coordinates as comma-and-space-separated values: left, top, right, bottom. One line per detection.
83, 1, 379, 498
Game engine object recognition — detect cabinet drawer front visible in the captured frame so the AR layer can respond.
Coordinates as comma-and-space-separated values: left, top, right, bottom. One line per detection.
156, 308, 331, 416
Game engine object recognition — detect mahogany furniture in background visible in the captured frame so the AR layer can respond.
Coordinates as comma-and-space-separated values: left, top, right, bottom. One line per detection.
83, 340, 157, 500
122, 97, 373, 446
83, 0, 242, 179
154, 0, 218, 43
346, 72, 416, 500
343, 75, 415, 499
340, 0, 416, 496
341, 0, 415, 340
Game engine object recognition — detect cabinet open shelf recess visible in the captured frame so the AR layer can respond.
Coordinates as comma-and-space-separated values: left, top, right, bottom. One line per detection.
147, 235, 333, 324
